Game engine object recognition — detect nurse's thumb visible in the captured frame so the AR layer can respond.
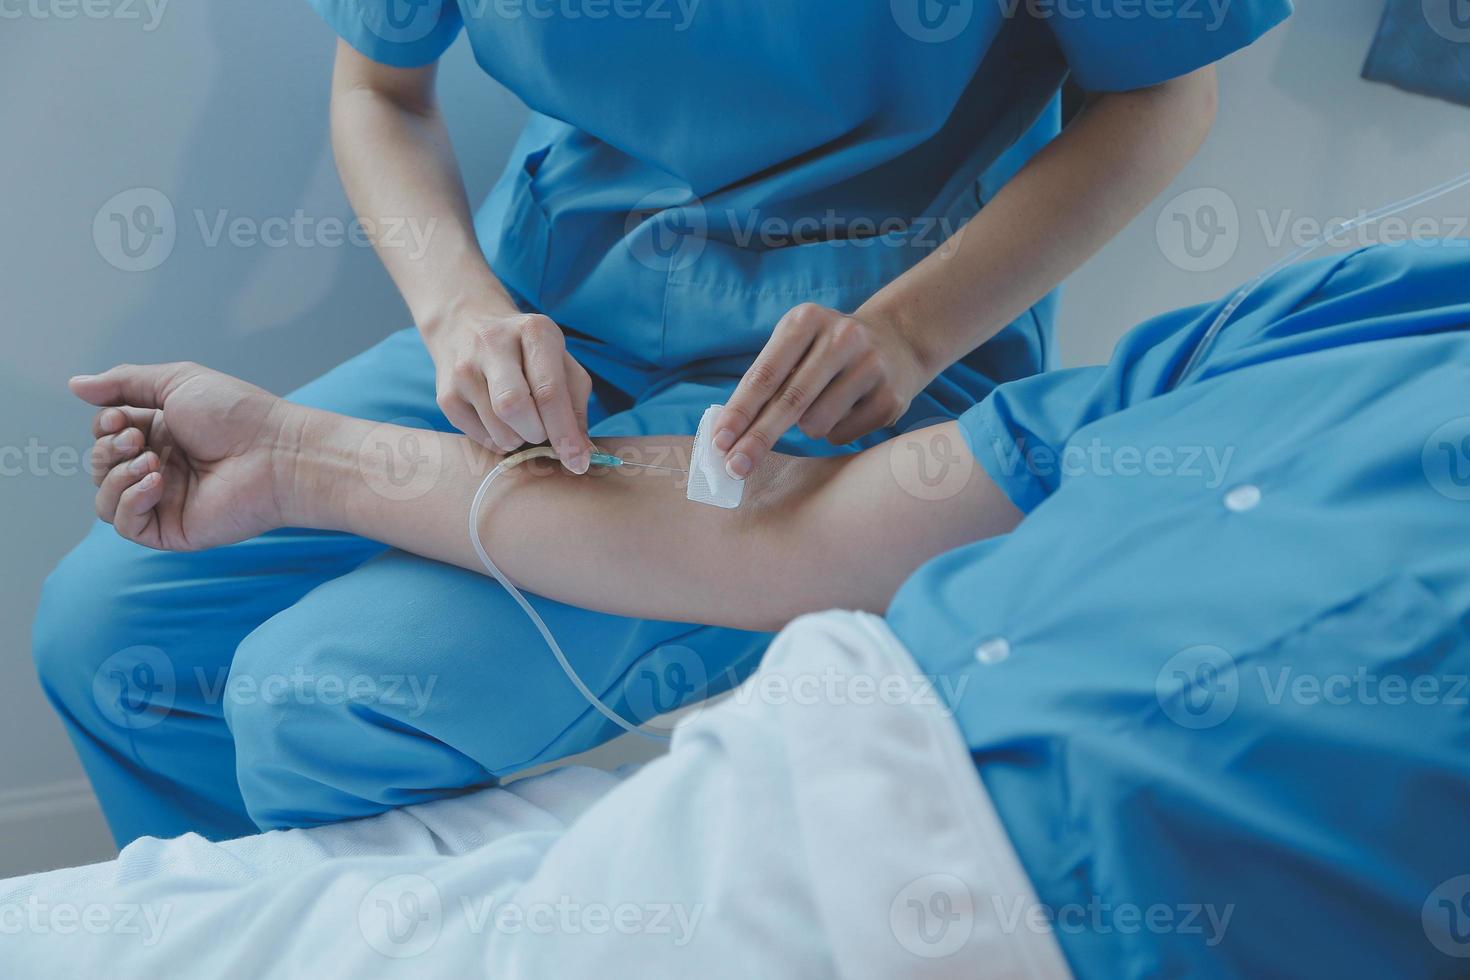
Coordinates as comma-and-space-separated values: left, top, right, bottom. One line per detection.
70, 362, 196, 408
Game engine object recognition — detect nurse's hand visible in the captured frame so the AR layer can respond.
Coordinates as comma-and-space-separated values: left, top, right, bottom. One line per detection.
713, 304, 928, 479
70, 364, 292, 552
424, 312, 595, 474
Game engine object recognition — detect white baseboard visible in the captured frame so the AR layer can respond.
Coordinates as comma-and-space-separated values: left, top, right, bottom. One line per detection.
0, 778, 98, 825
0, 779, 116, 878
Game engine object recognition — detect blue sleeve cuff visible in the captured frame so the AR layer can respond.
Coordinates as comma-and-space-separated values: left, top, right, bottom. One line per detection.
1047, 0, 1293, 92
959, 391, 1059, 515
307, 0, 463, 68
957, 364, 1121, 513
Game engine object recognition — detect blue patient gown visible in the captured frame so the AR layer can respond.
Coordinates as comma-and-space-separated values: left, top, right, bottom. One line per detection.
888, 240, 1470, 978
32, 0, 1288, 843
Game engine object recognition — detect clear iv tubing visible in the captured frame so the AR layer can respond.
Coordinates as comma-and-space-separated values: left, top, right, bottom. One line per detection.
1169, 167, 1470, 390
470, 446, 671, 743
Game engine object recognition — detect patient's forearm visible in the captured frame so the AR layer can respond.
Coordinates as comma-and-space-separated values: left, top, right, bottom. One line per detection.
285, 413, 1019, 631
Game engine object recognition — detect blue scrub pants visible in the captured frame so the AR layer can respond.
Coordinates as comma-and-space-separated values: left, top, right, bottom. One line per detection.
32, 325, 1023, 845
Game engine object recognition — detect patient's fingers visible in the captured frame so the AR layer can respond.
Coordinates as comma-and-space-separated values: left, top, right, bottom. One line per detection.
92, 407, 125, 439
96, 452, 158, 523
91, 405, 158, 439
70, 362, 197, 410
90, 427, 146, 486
115, 472, 163, 544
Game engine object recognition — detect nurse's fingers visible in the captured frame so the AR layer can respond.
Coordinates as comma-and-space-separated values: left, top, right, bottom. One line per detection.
522, 326, 591, 473
827, 390, 904, 447
725, 338, 844, 480
115, 471, 165, 546
798, 364, 878, 442
96, 451, 158, 524
438, 393, 501, 453
90, 427, 146, 486
713, 306, 819, 456
565, 353, 593, 444
484, 345, 547, 449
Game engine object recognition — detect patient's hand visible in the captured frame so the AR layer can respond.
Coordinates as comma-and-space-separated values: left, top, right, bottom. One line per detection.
71, 363, 296, 551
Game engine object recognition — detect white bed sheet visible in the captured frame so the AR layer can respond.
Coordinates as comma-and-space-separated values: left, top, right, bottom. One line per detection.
1, 611, 1072, 980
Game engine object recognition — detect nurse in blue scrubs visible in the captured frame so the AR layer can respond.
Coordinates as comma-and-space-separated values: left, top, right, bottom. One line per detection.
35, 0, 1290, 843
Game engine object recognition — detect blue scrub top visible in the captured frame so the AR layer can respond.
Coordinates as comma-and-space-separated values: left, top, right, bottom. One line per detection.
888, 241, 1470, 977
311, 0, 1290, 378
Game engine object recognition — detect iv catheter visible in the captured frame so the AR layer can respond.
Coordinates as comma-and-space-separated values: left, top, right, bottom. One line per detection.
587, 452, 688, 475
